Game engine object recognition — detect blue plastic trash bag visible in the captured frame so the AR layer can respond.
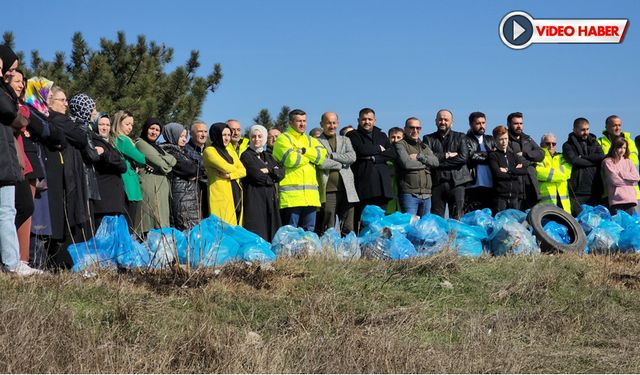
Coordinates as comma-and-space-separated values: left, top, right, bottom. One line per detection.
240, 241, 277, 263
495, 209, 528, 225
116, 237, 152, 269
448, 219, 487, 257
320, 228, 361, 260
272, 225, 322, 257
619, 225, 640, 253
585, 220, 624, 254
361, 228, 417, 260
490, 216, 540, 256
461, 208, 496, 237
186, 216, 240, 268
68, 215, 122, 272
577, 205, 612, 234
360, 205, 386, 228
360, 211, 415, 238
145, 228, 186, 268
613, 210, 640, 229
543, 220, 571, 245
407, 213, 449, 256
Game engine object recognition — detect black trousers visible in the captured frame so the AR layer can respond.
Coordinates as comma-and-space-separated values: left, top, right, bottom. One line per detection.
492, 196, 521, 216
431, 182, 465, 220
464, 186, 493, 214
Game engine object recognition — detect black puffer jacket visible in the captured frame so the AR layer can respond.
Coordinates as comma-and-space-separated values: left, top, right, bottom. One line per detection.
160, 143, 200, 230
561, 132, 605, 197
423, 130, 472, 187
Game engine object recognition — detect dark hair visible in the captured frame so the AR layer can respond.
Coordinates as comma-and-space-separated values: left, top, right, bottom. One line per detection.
339, 125, 354, 136
469, 111, 486, 125
507, 112, 523, 125
388, 127, 404, 136
358, 107, 375, 118
288, 109, 306, 122
605, 115, 620, 127
573, 117, 589, 129
606, 135, 630, 159
492, 125, 508, 138
404, 117, 420, 127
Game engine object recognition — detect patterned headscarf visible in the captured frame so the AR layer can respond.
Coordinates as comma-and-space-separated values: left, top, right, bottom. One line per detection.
25, 77, 54, 116
162, 122, 186, 146
248, 124, 268, 153
69, 93, 96, 128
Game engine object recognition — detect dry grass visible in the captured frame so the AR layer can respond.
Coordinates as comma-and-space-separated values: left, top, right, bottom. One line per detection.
2, 252, 640, 373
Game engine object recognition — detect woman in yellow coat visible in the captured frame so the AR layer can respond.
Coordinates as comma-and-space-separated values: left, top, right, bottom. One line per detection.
203, 123, 246, 225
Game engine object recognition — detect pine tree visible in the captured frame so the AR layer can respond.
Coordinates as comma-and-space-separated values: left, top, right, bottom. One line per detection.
253, 108, 273, 128
4, 31, 222, 136
274, 105, 290, 132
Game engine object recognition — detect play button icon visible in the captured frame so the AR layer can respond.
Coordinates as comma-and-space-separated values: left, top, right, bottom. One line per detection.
500, 11, 535, 49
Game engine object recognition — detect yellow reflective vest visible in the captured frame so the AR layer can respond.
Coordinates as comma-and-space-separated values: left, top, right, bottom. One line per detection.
535, 148, 572, 213
272, 127, 327, 209
231, 137, 250, 157
598, 131, 640, 199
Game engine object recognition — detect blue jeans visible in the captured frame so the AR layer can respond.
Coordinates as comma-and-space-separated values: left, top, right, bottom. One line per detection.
0, 185, 20, 271
400, 193, 431, 217
281, 206, 317, 232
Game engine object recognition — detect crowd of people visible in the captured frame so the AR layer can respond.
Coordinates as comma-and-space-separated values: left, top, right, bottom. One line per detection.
2, 44, 640, 275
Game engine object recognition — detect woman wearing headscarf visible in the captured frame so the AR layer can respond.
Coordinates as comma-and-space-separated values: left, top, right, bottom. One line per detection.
112, 110, 145, 232
203, 122, 246, 226
23, 76, 66, 268
47, 86, 92, 268
91, 113, 127, 231
240, 125, 285, 241
135, 118, 176, 233
160, 122, 200, 230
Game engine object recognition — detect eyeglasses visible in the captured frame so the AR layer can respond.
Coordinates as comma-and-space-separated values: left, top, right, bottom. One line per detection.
544, 142, 557, 146
407, 126, 422, 131
52, 98, 68, 104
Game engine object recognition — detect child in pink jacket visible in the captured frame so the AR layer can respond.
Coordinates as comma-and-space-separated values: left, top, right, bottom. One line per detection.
602, 136, 640, 215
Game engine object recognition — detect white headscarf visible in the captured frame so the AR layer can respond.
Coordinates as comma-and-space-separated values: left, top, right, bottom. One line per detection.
249, 124, 268, 153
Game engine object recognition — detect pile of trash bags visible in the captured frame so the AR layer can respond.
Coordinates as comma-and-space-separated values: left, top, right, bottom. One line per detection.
576, 205, 640, 254
68, 204, 638, 273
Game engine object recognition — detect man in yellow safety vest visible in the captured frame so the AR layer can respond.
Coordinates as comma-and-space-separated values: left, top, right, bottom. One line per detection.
536, 133, 572, 213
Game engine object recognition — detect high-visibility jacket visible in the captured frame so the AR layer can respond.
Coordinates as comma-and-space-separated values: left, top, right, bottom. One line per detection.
598, 130, 640, 199
535, 148, 572, 213
272, 126, 327, 209
230, 137, 250, 157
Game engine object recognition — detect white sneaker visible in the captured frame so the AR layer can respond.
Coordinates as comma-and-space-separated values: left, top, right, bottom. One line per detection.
12, 262, 44, 276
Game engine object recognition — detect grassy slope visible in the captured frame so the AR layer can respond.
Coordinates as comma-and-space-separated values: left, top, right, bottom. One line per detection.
1, 253, 640, 373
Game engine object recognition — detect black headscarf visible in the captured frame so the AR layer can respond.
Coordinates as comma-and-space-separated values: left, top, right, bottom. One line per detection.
0, 45, 18, 76
0, 45, 19, 102
140, 117, 165, 154
209, 122, 234, 164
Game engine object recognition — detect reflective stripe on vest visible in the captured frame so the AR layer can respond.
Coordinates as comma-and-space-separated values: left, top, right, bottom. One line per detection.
279, 184, 319, 192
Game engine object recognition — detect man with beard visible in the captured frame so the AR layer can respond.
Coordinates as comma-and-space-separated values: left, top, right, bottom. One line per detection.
464, 111, 495, 213
598, 115, 639, 206
423, 109, 472, 220
347, 108, 397, 232
562, 117, 605, 215
506, 112, 544, 210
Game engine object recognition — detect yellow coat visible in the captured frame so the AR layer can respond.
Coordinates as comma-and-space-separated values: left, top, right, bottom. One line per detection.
203, 146, 247, 226
535, 149, 572, 213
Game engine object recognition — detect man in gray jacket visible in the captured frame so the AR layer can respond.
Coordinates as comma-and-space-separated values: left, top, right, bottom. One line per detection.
395, 117, 439, 216
316, 112, 359, 235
